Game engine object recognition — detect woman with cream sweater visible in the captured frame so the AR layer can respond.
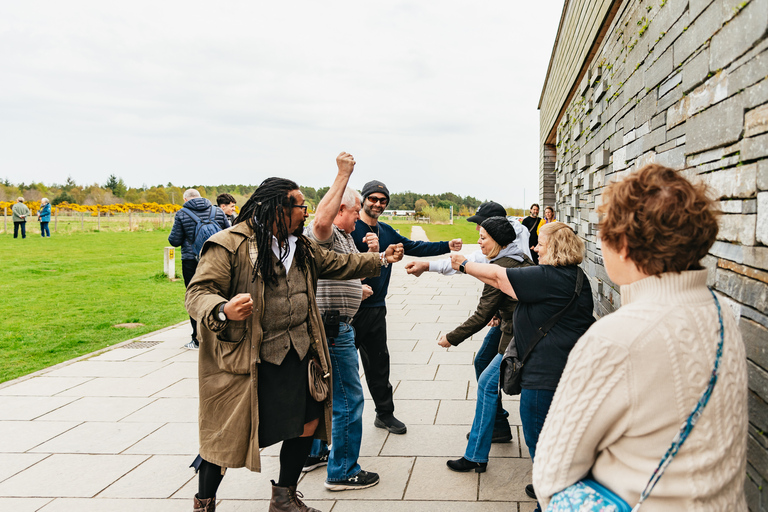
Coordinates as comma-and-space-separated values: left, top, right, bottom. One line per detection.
533, 165, 747, 510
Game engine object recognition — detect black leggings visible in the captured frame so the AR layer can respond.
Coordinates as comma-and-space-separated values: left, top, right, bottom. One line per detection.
197, 436, 314, 499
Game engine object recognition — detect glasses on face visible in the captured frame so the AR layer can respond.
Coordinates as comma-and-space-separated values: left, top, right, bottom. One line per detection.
292, 204, 308, 213
367, 196, 388, 205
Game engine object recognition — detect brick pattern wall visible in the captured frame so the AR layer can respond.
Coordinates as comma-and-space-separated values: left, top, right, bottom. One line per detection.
543, 0, 768, 508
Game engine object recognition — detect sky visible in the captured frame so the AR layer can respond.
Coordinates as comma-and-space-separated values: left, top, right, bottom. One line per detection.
1, 1, 564, 207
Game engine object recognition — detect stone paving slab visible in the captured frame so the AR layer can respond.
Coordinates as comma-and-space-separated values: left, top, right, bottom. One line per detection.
0, 247, 537, 510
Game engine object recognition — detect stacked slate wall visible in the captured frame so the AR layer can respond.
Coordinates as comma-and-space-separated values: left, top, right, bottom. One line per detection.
545, 0, 768, 507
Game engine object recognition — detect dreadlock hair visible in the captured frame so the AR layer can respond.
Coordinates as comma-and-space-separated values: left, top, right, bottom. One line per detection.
235, 177, 313, 284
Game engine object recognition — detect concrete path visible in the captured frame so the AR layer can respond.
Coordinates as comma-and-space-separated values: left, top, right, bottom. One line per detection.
0, 247, 536, 511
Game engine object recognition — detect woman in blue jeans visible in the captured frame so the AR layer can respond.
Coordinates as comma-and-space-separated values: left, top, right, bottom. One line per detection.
450, 222, 594, 509
408, 217, 533, 472
38, 198, 51, 237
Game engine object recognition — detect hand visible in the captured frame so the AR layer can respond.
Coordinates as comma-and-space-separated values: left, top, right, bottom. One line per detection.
450, 253, 466, 271
438, 335, 451, 348
384, 243, 404, 263
488, 316, 500, 327
223, 293, 254, 321
336, 152, 355, 177
361, 284, 373, 300
363, 232, 379, 252
405, 261, 429, 277
449, 239, 462, 251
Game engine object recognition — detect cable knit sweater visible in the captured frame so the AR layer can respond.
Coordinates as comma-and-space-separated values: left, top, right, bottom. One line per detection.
533, 270, 747, 511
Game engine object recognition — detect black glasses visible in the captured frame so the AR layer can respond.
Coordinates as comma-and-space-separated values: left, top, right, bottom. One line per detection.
367, 196, 388, 205
292, 204, 308, 213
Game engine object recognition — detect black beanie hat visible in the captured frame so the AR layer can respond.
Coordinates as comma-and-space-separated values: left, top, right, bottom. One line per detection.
361, 180, 390, 203
481, 216, 516, 247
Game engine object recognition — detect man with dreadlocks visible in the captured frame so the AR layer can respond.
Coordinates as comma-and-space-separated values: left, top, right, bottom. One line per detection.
185, 170, 404, 512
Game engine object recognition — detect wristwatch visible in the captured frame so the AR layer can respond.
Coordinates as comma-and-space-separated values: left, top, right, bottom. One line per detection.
216, 302, 228, 322
459, 259, 469, 274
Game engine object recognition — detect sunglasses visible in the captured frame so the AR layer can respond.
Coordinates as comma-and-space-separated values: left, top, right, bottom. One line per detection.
292, 204, 308, 213
367, 196, 388, 205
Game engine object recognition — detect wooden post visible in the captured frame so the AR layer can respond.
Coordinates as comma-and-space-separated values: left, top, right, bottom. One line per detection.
54, 208, 58, 233
164, 247, 176, 279
97, 209, 101, 231
81, 213, 84, 231
3, 207, 6, 234
129, 211, 133, 231
161, 211, 165, 228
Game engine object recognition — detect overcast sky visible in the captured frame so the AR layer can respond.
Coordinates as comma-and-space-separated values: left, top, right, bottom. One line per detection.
1, 1, 564, 207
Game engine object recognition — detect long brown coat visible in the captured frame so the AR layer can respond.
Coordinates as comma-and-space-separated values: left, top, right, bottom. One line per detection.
185, 222, 381, 472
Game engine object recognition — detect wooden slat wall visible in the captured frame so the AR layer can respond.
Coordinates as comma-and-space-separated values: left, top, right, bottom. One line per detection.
539, 0, 613, 146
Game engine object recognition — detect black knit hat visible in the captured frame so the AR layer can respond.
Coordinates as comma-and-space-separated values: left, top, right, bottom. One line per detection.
481, 216, 516, 247
361, 180, 390, 203
467, 201, 507, 224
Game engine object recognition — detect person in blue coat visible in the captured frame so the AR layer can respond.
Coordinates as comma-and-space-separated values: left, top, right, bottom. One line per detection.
37, 198, 52, 237
168, 189, 231, 349
351, 180, 462, 434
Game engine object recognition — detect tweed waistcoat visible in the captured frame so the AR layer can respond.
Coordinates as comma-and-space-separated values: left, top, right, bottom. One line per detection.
259, 253, 312, 365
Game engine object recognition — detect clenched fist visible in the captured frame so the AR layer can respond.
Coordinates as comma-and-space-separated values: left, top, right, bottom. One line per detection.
222, 293, 254, 321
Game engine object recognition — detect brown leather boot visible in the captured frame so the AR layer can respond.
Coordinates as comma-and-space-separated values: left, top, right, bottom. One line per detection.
268, 481, 320, 512
193, 493, 215, 512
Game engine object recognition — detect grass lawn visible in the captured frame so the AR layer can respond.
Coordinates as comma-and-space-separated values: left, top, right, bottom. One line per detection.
0, 230, 188, 383
379, 217, 479, 243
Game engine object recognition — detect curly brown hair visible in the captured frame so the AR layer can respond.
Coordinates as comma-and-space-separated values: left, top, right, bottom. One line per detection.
597, 164, 719, 276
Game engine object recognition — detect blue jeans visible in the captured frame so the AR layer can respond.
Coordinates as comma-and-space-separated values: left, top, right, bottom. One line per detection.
309, 323, 364, 482
40, 222, 50, 237
519, 388, 556, 461
464, 353, 503, 463
473, 326, 508, 430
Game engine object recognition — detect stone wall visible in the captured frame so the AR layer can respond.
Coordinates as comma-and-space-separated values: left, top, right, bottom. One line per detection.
540, 0, 768, 508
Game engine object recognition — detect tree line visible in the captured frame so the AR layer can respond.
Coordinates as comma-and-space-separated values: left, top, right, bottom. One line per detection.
0, 176, 501, 215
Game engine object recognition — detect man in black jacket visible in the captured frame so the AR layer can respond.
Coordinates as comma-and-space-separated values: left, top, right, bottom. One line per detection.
168, 188, 230, 349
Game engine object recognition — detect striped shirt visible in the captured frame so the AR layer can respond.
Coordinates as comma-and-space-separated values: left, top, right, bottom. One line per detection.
304, 221, 363, 320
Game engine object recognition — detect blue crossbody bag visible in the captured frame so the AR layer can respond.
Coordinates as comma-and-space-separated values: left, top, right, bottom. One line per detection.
546, 290, 725, 512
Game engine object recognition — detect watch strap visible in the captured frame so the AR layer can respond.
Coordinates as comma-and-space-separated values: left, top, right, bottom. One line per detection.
459, 259, 469, 273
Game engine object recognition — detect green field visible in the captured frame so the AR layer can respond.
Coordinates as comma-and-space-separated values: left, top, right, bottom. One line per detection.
0, 230, 188, 383
0, 218, 478, 384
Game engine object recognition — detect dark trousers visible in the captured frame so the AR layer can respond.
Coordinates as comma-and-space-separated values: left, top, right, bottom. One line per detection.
13, 221, 26, 238
182, 259, 199, 341
352, 306, 394, 416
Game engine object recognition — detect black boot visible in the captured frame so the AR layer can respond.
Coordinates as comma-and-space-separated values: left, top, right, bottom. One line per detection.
446, 457, 487, 473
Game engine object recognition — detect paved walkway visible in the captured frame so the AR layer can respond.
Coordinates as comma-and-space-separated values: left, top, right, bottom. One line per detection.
0, 247, 536, 511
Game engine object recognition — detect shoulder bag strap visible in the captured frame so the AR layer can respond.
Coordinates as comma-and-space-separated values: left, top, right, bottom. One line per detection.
518, 268, 584, 364
631, 289, 725, 511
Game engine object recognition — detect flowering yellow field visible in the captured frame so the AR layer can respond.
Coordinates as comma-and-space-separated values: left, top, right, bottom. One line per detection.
0, 200, 182, 215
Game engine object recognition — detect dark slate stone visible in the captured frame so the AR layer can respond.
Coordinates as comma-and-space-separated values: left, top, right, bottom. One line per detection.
667, 122, 686, 140
743, 317, 768, 370
635, 90, 659, 127
682, 47, 710, 93
749, 360, 768, 404
743, 132, 768, 162
651, 112, 667, 130
711, 240, 745, 263
647, 0, 688, 50
660, 71, 683, 98
643, 126, 667, 152
656, 145, 686, 168
744, 464, 761, 512
658, 83, 684, 113
710, 0, 768, 72
624, 70, 644, 101
646, 48, 674, 90
748, 430, 768, 481
686, 93, 745, 154
689, 0, 716, 23
625, 138, 645, 161
674, 1, 725, 67
731, 50, 768, 101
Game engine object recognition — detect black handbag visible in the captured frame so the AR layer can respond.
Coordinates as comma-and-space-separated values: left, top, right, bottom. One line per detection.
500, 268, 584, 395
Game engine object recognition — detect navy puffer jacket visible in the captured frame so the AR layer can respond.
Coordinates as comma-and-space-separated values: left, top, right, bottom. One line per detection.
168, 197, 231, 260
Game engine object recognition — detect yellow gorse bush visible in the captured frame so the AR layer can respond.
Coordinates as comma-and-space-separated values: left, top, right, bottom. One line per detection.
0, 201, 182, 216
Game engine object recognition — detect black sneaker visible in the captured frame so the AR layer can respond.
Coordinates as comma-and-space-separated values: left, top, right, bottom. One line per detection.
374, 414, 407, 434
525, 484, 537, 500
324, 470, 380, 491
301, 452, 328, 472
184, 339, 199, 349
